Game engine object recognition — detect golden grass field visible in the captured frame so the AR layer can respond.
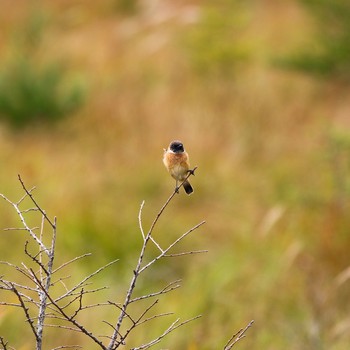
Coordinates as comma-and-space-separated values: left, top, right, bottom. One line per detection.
0, 0, 350, 349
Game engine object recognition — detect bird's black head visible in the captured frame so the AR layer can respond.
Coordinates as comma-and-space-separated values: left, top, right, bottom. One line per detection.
169, 140, 184, 153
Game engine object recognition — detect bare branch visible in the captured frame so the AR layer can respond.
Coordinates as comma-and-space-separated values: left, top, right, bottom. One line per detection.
0, 261, 34, 281
55, 259, 118, 303
52, 346, 82, 349
138, 200, 146, 240
0, 191, 49, 255
139, 220, 206, 274
44, 324, 83, 333
131, 315, 202, 350
0, 170, 229, 350
16, 185, 36, 205
24, 241, 49, 276
0, 302, 22, 307
30, 269, 107, 349
0, 336, 9, 350
0, 279, 41, 306
64, 286, 109, 307
107, 168, 201, 350
108, 301, 136, 324
224, 320, 254, 350
18, 174, 56, 229
10, 283, 39, 342
147, 167, 198, 241
20, 208, 40, 214
70, 289, 84, 320
3, 227, 37, 231
163, 249, 208, 257
135, 312, 174, 328
134, 299, 159, 325
130, 280, 181, 303
52, 253, 92, 274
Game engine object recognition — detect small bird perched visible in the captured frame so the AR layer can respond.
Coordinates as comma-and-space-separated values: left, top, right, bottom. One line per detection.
163, 140, 194, 195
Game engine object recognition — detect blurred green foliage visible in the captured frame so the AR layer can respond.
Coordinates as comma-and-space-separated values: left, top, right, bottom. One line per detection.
280, 0, 350, 78
184, 0, 251, 78
0, 10, 85, 129
0, 60, 85, 128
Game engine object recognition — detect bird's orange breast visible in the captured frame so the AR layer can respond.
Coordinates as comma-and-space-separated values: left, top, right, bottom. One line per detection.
163, 152, 190, 181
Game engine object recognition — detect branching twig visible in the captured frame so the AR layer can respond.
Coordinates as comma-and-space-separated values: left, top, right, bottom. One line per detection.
107, 168, 201, 349
24, 241, 49, 276
51, 346, 83, 350
54, 259, 118, 303
11, 283, 39, 342
30, 269, 107, 349
130, 280, 181, 303
131, 315, 202, 350
0, 169, 253, 350
0, 177, 112, 350
0, 190, 49, 254
0, 336, 10, 350
52, 253, 92, 274
139, 220, 206, 274
224, 320, 255, 349
17, 174, 56, 229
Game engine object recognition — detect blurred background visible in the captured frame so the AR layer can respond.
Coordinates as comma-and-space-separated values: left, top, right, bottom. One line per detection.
0, 0, 350, 349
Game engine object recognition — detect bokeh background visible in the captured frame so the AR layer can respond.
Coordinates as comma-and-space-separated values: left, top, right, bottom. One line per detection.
1, 0, 350, 349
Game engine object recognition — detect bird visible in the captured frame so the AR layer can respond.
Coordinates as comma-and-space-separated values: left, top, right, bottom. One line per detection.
163, 140, 194, 195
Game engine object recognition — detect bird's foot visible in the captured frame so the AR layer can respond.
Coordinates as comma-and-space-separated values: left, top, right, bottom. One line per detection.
187, 168, 196, 176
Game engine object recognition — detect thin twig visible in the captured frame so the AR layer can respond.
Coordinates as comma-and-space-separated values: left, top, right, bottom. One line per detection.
0, 336, 9, 350
108, 301, 136, 324
148, 167, 198, 241
163, 249, 208, 257
135, 312, 174, 328
139, 221, 206, 273
3, 227, 37, 231
11, 283, 39, 342
130, 280, 181, 303
224, 320, 254, 349
132, 315, 202, 350
117, 300, 160, 346
138, 200, 146, 240
0, 192, 49, 255
55, 259, 118, 303
18, 175, 56, 229
52, 253, 92, 274
71, 289, 84, 320
16, 185, 36, 205
0, 281, 42, 308
51, 345, 83, 350
24, 241, 49, 276
30, 269, 107, 349
20, 208, 39, 213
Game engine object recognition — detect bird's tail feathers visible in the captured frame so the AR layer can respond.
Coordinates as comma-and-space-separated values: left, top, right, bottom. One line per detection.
183, 180, 193, 195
